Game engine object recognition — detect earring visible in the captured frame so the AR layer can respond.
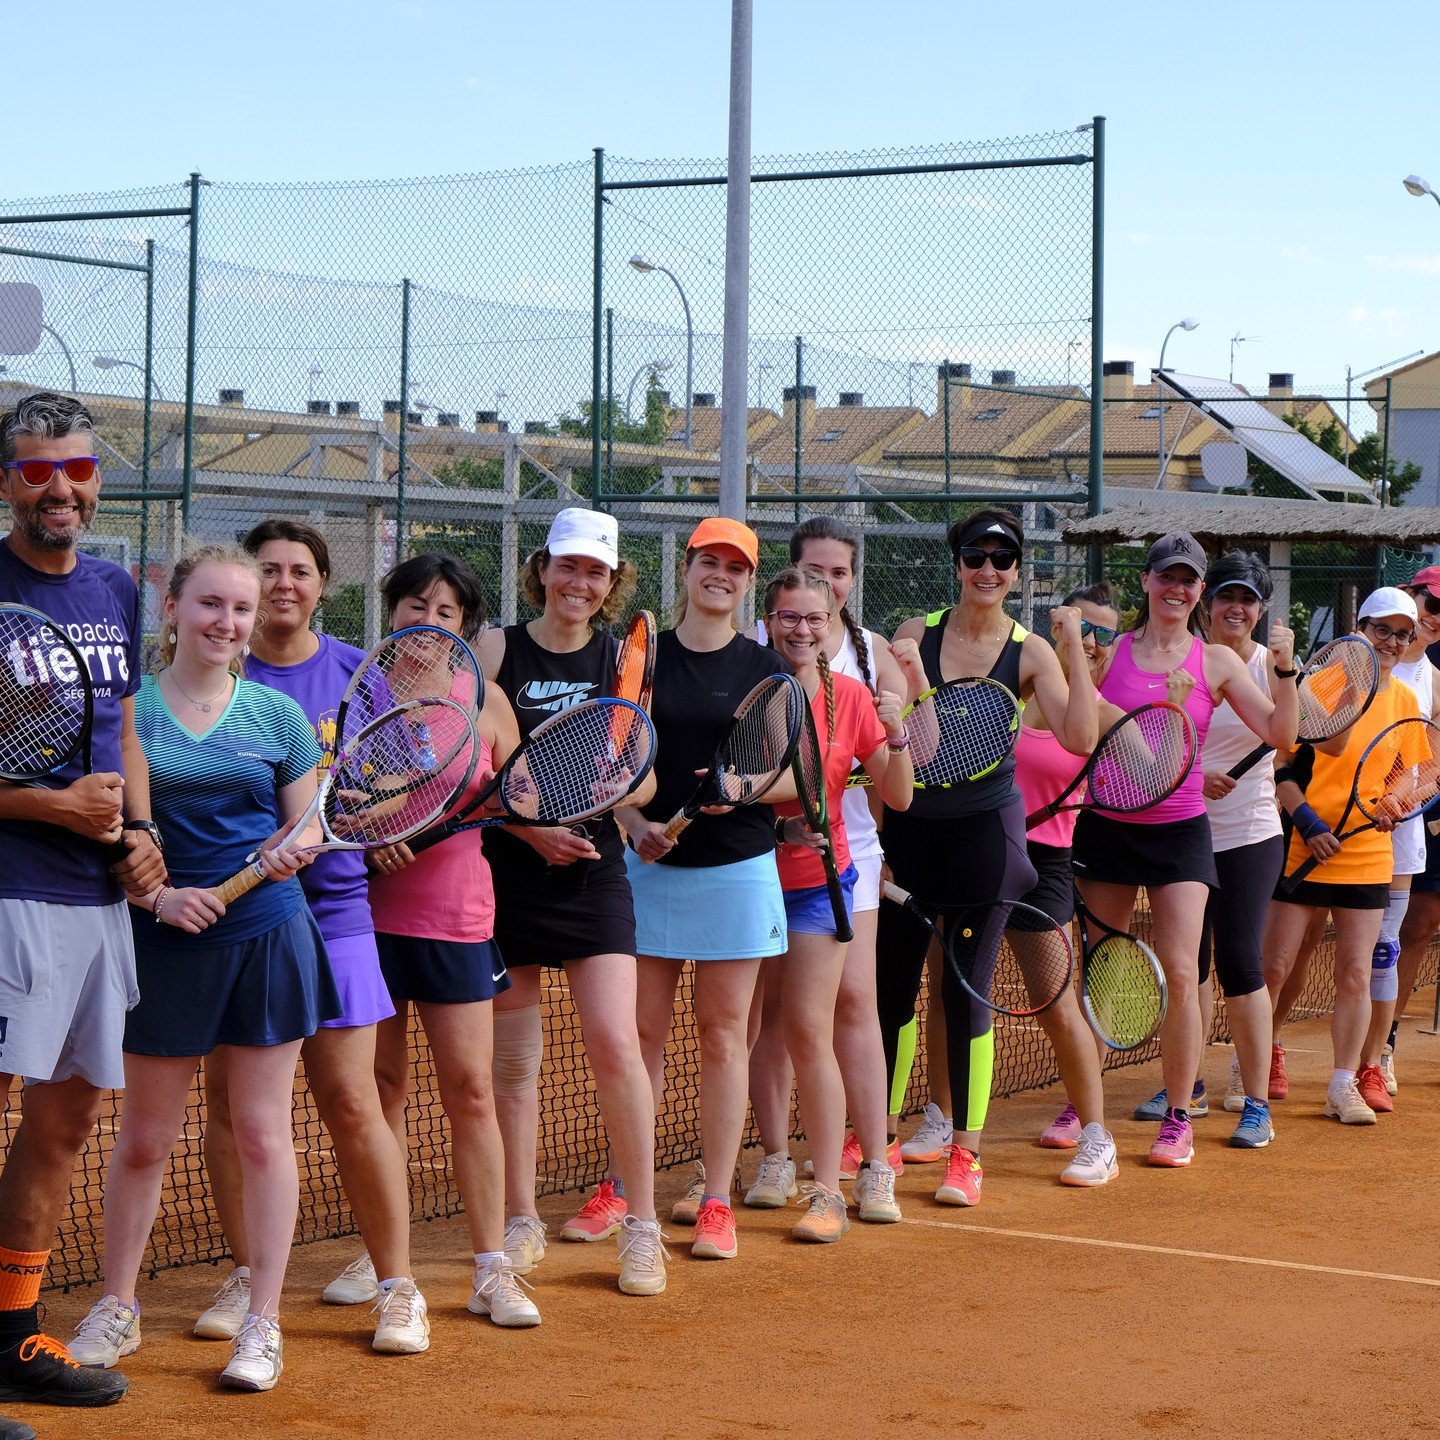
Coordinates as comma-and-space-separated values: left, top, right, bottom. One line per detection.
240, 644, 250, 659
168, 630, 176, 645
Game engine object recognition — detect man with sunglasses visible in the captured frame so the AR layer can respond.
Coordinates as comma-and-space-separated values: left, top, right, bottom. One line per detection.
0, 393, 164, 1424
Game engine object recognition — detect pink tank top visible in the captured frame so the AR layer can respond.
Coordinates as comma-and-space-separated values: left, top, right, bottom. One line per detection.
1098, 633, 1213, 824
1015, 724, 1083, 848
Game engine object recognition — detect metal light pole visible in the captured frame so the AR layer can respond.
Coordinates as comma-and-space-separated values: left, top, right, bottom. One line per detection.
1066, 339, 1084, 389
630, 256, 694, 449
93, 355, 165, 401
1155, 317, 1198, 489
755, 360, 774, 408
625, 359, 672, 422
307, 365, 324, 403
41, 324, 76, 391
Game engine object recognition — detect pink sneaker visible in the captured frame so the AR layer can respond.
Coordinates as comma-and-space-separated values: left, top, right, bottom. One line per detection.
1148, 1113, 1194, 1168
838, 1132, 861, 1180
935, 1144, 983, 1206
1040, 1103, 1082, 1149
560, 1179, 627, 1241
691, 1198, 738, 1260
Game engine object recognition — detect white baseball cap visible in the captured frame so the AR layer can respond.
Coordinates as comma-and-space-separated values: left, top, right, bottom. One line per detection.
545, 507, 619, 569
1357, 586, 1418, 624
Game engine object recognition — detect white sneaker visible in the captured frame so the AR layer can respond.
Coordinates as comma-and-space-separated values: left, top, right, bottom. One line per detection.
1380, 1044, 1398, 1096
854, 1161, 902, 1223
1059, 1123, 1119, 1187
1224, 1057, 1246, 1114
468, 1258, 541, 1328
616, 1216, 669, 1296
70, 1295, 140, 1369
194, 1267, 251, 1340
1324, 1079, 1377, 1125
372, 1278, 430, 1354
900, 1102, 953, 1162
744, 1152, 798, 1209
504, 1215, 548, 1276
670, 1161, 706, 1226
220, 1315, 283, 1392
322, 1252, 378, 1305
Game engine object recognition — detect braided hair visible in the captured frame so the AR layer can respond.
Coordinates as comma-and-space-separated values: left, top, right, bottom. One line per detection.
764, 565, 836, 745
789, 515, 874, 692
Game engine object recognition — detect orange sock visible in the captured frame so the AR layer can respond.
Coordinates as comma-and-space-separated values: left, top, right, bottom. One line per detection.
0, 1247, 47, 1312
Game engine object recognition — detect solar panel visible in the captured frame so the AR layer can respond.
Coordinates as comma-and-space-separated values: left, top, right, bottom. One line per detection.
1157, 371, 1377, 503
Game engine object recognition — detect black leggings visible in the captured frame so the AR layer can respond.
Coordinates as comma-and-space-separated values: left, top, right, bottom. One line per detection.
877, 799, 1038, 1138
1199, 834, 1282, 996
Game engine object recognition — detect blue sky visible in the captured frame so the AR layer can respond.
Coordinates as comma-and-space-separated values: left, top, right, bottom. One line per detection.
6, 0, 1439, 407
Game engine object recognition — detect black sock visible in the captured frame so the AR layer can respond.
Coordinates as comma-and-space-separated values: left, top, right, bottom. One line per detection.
0, 1304, 39, 1347
1387, 1020, 1399, 1050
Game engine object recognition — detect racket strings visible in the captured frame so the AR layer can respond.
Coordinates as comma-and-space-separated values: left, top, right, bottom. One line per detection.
613, 616, 656, 708
347, 631, 481, 734
1357, 720, 1440, 823
1084, 935, 1163, 1049
1299, 641, 1378, 738
1089, 707, 1194, 812
792, 709, 827, 825
502, 701, 655, 822
915, 683, 1018, 784
0, 611, 88, 777
716, 681, 800, 801
946, 904, 1072, 1016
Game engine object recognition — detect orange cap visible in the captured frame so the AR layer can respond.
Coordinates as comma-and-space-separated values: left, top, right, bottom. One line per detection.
686, 516, 759, 569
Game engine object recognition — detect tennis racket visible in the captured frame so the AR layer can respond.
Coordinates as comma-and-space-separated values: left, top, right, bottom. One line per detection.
338, 624, 484, 734
1284, 716, 1440, 890
0, 602, 129, 860
212, 695, 480, 903
654, 672, 806, 850
1025, 702, 1197, 830
1227, 635, 1378, 781
846, 677, 1020, 788
611, 610, 656, 712
403, 696, 657, 856
788, 697, 852, 942
881, 882, 1073, 1017
1073, 891, 1167, 1050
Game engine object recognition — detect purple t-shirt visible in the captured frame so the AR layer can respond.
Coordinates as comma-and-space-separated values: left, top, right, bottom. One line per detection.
245, 633, 374, 941
0, 539, 142, 905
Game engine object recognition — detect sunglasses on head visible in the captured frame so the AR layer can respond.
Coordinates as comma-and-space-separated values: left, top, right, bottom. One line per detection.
957, 546, 1020, 572
2, 456, 100, 487
1078, 619, 1118, 646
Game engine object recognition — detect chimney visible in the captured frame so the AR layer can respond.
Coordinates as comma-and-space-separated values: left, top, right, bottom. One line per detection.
838, 392, 864, 407
406, 411, 424, 426
436, 412, 460, 428
523, 421, 550, 435
307, 400, 332, 416
497, 421, 510, 433
335, 401, 360, 417
474, 410, 500, 434
218, 388, 245, 407
782, 384, 817, 435
936, 362, 971, 412
990, 370, 1016, 387
692, 392, 716, 408
1102, 360, 1134, 401
1268, 372, 1294, 400
383, 399, 403, 434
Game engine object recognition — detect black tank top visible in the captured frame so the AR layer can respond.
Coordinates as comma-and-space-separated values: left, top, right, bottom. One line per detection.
907, 607, 1025, 818
486, 623, 623, 886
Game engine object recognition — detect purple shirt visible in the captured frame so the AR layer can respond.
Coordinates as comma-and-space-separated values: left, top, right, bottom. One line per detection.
245, 633, 375, 941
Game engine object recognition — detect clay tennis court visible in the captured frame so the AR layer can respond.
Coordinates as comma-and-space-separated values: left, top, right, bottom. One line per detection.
27, 998, 1440, 1440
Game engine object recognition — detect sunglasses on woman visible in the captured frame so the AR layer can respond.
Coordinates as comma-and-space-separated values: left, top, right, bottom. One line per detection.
1406, 587, 1440, 616
957, 546, 1020, 572
1078, 620, 1118, 647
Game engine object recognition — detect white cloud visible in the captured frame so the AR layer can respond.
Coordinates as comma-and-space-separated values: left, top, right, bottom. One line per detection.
1365, 252, 1440, 275
1348, 303, 1406, 338
1280, 243, 1322, 266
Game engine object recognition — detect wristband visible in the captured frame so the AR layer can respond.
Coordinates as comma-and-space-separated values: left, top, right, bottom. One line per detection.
886, 726, 910, 752
152, 885, 173, 924
774, 815, 790, 848
1291, 802, 1331, 843
1275, 764, 1297, 786
1274, 666, 1298, 680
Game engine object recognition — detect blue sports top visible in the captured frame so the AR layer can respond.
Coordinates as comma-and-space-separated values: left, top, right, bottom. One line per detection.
133, 673, 321, 947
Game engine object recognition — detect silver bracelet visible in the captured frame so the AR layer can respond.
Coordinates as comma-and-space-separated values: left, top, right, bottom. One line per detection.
152, 886, 172, 924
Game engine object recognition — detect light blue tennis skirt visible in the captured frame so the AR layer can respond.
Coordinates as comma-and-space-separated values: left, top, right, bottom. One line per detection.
624, 848, 787, 961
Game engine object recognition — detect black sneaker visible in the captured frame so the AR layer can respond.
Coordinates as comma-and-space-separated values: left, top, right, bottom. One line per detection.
0, 1330, 128, 1407
0, 1415, 35, 1440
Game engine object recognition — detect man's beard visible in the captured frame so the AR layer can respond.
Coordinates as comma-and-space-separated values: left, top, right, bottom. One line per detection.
13, 499, 94, 551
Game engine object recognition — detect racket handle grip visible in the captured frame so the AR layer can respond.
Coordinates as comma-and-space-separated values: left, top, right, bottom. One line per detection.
211, 861, 267, 906
881, 879, 912, 907
1281, 854, 1319, 892
660, 813, 692, 844
1226, 744, 1271, 782
1022, 806, 1049, 831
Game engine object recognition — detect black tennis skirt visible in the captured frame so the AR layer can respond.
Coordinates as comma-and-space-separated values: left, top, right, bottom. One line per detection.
491, 861, 637, 968
1071, 810, 1218, 889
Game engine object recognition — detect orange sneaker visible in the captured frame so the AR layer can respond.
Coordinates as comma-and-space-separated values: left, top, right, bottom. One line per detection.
1356, 1064, 1393, 1114
691, 1198, 738, 1260
560, 1179, 627, 1242
806, 1134, 904, 1181
1268, 1044, 1289, 1101
935, 1144, 983, 1206
792, 1184, 850, 1243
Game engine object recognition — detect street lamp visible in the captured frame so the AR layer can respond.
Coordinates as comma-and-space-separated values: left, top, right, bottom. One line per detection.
625, 358, 672, 422
93, 355, 165, 401
307, 364, 325, 402
1404, 174, 1440, 207
1065, 338, 1085, 390
755, 360, 774, 408
629, 255, 693, 448
1155, 317, 1199, 489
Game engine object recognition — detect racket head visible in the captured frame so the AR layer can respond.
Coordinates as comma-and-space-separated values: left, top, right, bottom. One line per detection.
496, 697, 656, 824
318, 696, 479, 849
338, 625, 483, 741
943, 900, 1074, 1018
1352, 717, 1440, 826
1296, 635, 1379, 743
612, 610, 657, 712
0, 603, 94, 781
1081, 930, 1167, 1051
790, 695, 828, 832
712, 673, 806, 806
906, 678, 1020, 786
1084, 702, 1198, 816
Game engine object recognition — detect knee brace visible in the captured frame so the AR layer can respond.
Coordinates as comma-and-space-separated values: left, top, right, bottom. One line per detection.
492, 1004, 543, 1098
1371, 889, 1409, 1002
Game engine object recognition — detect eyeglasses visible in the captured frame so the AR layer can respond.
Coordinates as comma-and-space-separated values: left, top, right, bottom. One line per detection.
957, 546, 1020, 571
1079, 620, 1118, 646
766, 609, 832, 631
1361, 619, 1416, 647
2, 456, 100, 487
1405, 587, 1440, 616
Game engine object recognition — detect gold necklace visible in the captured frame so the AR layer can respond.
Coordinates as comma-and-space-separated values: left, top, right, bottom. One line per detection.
165, 668, 232, 714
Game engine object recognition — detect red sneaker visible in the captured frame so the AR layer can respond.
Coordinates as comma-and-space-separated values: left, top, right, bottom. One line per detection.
559, 1179, 627, 1242
691, 1198, 738, 1260
935, 1144, 983, 1206
1356, 1064, 1393, 1114
1268, 1044, 1289, 1101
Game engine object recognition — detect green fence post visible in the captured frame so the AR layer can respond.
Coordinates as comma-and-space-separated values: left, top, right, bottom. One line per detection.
397, 278, 411, 558
1087, 116, 1106, 586
181, 172, 202, 528
604, 306, 615, 506
792, 335, 803, 524
141, 238, 154, 583
592, 148, 604, 511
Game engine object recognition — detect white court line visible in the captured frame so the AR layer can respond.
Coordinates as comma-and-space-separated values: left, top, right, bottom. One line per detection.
906, 1216, 1440, 1289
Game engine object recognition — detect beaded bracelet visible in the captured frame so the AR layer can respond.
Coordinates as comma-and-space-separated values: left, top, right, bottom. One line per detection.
152, 885, 173, 925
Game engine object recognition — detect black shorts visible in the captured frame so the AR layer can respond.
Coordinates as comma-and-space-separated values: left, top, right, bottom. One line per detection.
1022, 842, 1074, 926
1272, 877, 1389, 911
376, 933, 511, 1005
1072, 810, 1218, 889
490, 862, 637, 968
1414, 822, 1440, 895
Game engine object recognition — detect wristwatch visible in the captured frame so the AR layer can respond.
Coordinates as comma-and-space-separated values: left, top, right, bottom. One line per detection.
122, 819, 165, 852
